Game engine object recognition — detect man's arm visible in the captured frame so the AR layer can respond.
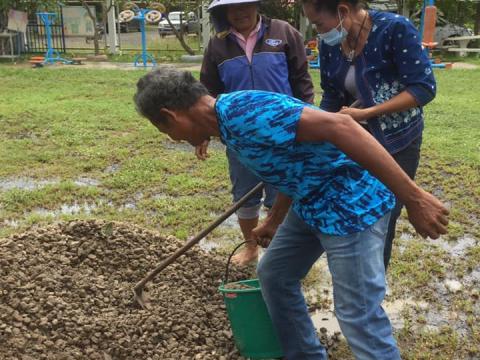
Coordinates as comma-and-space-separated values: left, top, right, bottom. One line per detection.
296, 107, 448, 239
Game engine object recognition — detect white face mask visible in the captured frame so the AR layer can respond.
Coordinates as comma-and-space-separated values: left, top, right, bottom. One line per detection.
317, 10, 348, 46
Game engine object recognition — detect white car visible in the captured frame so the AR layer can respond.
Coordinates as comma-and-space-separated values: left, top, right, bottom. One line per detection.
158, 11, 199, 36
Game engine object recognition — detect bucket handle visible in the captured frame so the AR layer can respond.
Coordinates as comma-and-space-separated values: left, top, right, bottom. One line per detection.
223, 240, 255, 285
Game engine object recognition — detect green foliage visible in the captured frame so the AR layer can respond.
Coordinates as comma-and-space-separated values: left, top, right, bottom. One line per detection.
260, 0, 303, 27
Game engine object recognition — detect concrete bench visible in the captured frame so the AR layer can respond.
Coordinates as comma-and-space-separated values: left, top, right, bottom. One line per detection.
448, 48, 480, 59
445, 35, 480, 57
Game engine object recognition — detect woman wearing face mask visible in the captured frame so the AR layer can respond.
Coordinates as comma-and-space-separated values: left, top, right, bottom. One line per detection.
303, 0, 436, 272
198, 0, 314, 266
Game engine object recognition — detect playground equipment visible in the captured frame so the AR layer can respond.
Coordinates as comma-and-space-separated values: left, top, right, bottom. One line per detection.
419, 0, 451, 69
306, 38, 320, 69
118, 2, 166, 68
36, 12, 72, 65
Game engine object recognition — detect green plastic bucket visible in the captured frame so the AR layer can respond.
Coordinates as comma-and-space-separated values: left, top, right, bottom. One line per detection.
218, 243, 284, 359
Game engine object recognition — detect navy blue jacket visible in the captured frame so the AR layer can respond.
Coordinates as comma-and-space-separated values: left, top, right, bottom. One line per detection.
319, 11, 436, 154
200, 16, 314, 103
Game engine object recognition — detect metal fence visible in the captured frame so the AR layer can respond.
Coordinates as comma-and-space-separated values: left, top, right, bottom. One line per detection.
25, 14, 66, 54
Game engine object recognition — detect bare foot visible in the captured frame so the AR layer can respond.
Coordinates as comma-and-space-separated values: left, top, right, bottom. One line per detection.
231, 245, 259, 266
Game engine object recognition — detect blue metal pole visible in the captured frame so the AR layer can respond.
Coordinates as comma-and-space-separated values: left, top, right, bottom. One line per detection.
133, 9, 156, 68
45, 17, 53, 61
37, 12, 71, 65
38, 13, 54, 63
419, 0, 426, 40
140, 12, 147, 67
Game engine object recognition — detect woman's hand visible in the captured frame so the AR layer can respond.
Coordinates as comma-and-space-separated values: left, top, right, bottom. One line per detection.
339, 107, 373, 123
194, 140, 210, 160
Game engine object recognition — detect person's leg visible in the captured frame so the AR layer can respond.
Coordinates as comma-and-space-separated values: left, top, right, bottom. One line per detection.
319, 213, 400, 360
257, 209, 327, 360
263, 183, 278, 210
226, 149, 263, 265
384, 135, 423, 270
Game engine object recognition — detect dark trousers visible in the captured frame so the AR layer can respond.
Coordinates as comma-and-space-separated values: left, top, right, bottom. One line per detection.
384, 135, 423, 270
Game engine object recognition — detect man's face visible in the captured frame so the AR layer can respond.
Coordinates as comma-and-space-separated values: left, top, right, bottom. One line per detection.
152, 112, 206, 147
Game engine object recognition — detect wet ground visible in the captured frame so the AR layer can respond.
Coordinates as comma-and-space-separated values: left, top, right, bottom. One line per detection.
1, 168, 478, 343
1, 132, 478, 358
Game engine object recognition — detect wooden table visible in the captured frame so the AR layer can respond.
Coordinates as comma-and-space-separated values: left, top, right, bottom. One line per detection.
446, 35, 480, 57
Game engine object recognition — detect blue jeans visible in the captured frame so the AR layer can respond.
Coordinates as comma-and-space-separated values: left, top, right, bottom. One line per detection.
257, 209, 400, 360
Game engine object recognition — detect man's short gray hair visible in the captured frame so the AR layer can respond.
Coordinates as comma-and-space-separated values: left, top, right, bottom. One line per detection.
134, 68, 209, 124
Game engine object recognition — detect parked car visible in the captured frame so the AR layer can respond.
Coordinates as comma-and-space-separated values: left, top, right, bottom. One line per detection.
158, 11, 199, 36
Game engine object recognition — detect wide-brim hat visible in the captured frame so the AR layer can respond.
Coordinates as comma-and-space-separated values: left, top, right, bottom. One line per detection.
208, 0, 261, 12
208, 0, 261, 34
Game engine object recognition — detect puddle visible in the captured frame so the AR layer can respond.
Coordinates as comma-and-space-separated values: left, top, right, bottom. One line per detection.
0, 177, 102, 191
3, 219, 20, 228
0, 178, 58, 191
74, 177, 101, 187
32, 202, 98, 217
430, 235, 477, 257
309, 295, 435, 334
304, 256, 437, 334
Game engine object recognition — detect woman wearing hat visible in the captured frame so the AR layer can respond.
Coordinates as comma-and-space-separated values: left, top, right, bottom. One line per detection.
197, 0, 314, 266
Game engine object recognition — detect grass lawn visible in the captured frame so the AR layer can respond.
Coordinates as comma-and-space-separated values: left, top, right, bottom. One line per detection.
0, 64, 479, 359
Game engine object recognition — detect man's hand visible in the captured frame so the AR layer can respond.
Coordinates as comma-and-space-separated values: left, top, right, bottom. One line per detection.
405, 189, 449, 239
251, 220, 280, 248
194, 140, 210, 160
339, 107, 373, 123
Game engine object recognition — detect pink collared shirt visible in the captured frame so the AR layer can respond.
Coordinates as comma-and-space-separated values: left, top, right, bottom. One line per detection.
230, 17, 262, 63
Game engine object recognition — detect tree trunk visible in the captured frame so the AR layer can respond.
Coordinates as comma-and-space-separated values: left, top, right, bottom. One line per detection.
165, 16, 195, 55
93, 27, 100, 55
475, 1, 480, 35
81, 0, 101, 55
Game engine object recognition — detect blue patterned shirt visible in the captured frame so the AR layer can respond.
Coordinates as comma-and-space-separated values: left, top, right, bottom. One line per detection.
319, 11, 436, 154
216, 90, 395, 236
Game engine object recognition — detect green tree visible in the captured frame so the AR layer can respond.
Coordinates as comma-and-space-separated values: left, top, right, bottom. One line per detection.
259, 0, 302, 28
0, 0, 56, 29
80, 0, 115, 56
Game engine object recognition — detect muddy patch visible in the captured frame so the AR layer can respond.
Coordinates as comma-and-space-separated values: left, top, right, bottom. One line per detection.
0, 178, 59, 191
